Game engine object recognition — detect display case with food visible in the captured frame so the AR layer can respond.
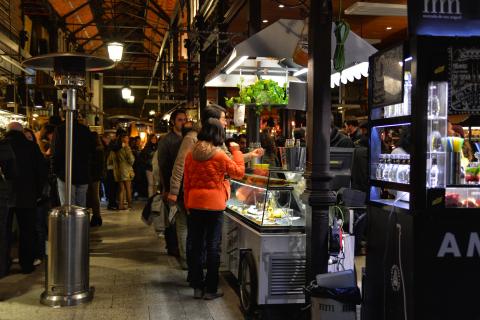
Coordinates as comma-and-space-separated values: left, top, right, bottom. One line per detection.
226, 170, 305, 230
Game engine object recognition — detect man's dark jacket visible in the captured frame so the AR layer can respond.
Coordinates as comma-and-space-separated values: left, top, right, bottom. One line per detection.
53, 122, 95, 185
157, 131, 182, 192
2, 130, 47, 208
331, 128, 355, 148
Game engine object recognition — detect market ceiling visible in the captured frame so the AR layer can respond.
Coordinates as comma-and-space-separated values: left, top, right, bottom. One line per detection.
45, 0, 408, 73
48, 0, 178, 70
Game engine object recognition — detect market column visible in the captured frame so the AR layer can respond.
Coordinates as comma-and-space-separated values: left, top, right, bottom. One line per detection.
302, 0, 336, 282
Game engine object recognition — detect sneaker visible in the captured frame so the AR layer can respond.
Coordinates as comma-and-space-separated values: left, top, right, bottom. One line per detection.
204, 290, 224, 300
194, 288, 204, 299
33, 259, 42, 266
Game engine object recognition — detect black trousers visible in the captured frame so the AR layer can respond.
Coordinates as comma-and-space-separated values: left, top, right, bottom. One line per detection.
105, 170, 118, 208
0, 205, 10, 277
7, 207, 37, 273
188, 210, 223, 293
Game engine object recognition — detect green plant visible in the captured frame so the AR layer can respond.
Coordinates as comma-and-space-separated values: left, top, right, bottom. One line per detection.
225, 79, 288, 114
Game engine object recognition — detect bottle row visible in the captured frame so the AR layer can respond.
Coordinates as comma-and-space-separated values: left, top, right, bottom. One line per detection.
375, 154, 411, 184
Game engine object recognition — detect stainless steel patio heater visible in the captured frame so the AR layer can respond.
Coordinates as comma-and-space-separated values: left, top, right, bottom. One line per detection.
22, 53, 114, 307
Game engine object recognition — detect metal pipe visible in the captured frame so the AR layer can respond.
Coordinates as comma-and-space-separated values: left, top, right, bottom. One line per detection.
65, 88, 75, 206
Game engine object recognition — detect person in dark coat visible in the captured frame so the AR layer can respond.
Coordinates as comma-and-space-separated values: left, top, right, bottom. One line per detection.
87, 132, 105, 227
52, 112, 95, 207
3, 122, 47, 274
0, 137, 16, 277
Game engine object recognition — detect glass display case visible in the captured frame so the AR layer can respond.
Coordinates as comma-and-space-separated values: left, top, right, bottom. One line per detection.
369, 58, 413, 210
226, 169, 305, 230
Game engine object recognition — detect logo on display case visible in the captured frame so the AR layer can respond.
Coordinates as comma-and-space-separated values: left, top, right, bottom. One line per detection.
423, 0, 462, 18
409, 0, 480, 36
390, 264, 402, 292
437, 232, 480, 257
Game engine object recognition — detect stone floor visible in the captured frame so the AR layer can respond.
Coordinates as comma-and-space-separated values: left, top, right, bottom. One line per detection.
0, 203, 244, 320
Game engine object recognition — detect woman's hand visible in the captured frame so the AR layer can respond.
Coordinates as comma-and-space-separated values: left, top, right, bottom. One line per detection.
229, 142, 240, 152
167, 193, 178, 204
250, 148, 264, 158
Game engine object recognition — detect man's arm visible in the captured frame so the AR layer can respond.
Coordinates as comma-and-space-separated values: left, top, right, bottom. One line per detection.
169, 134, 196, 198
157, 136, 168, 192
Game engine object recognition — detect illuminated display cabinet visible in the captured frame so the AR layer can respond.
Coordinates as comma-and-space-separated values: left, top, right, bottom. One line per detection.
364, 36, 480, 320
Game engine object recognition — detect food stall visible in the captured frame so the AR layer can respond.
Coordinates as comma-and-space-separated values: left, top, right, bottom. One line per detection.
207, 18, 376, 316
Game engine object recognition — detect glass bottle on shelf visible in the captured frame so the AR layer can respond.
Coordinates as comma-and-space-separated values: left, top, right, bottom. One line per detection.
405, 155, 411, 184
396, 155, 406, 183
403, 72, 412, 116
389, 154, 400, 182
383, 154, 392, 181
376, 154, 386, 180
429, 157, 439, 188
428, 85, 441, 118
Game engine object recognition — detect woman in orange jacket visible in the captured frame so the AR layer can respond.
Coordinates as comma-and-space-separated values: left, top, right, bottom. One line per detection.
183, 118, 245, 300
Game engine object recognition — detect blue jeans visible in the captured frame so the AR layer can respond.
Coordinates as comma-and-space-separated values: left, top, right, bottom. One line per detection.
57, 179, 88, 207
188, 210, 223, 293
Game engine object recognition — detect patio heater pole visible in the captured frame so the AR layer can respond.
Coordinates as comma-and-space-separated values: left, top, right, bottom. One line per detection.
65, 88, 75, 206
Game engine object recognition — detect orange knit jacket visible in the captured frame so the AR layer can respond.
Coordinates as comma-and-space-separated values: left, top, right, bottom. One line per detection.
183, 145, 245, 211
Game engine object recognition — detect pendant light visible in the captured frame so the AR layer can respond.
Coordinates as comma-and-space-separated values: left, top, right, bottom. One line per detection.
121, 85, 131, 99
107, 42, 124, 62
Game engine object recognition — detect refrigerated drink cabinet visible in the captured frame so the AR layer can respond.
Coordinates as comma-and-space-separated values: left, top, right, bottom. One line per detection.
364, 37, 480, 320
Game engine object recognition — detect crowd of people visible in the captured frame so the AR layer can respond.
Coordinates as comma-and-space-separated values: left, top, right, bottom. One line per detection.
0, 103, 370, 301
0, 112, 160, 277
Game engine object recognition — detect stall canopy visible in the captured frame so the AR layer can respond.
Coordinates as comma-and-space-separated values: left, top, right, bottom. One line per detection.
205, 19, 377, 89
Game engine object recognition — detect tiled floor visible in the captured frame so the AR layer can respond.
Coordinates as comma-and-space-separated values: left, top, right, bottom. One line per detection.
0, 203, 244, 320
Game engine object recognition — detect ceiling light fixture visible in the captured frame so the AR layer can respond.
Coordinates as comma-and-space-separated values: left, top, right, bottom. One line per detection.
278, 4, 285, 8
149, 110, 156, 116
121, 85, 132, 99
107, 42, 124, 62
225, 56, 249, 74
262, 19, 269, 23
386, 26, 392, 30
127, 95, 135, 104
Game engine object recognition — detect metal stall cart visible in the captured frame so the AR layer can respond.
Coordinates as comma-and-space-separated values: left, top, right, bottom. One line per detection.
224, 168, 306, 315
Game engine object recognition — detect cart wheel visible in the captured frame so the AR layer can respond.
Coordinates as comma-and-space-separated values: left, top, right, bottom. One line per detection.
239, 251, 258, 315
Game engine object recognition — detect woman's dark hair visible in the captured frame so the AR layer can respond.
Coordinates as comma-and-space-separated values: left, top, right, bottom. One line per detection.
24, 128, 37, 143
144, 134, 157, 149
197, 118, 225, 147
201, 105, 225, 126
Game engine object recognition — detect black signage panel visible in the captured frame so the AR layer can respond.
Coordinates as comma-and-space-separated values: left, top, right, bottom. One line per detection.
370, 44, 404, 109
449, 46, 480, 114
408, 0, 480, 36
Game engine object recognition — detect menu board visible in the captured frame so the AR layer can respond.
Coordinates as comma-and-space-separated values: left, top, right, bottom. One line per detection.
370, 44, 404, 109
449, 46, 480, 114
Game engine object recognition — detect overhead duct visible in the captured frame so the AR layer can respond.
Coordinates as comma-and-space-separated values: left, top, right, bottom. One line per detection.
205, 19, 377, 88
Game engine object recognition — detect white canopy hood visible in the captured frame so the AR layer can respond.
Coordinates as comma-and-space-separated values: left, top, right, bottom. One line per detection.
205, 19, 377, 88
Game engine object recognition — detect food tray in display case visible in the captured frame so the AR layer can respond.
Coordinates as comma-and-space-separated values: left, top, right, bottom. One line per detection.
226, 170, 305, 232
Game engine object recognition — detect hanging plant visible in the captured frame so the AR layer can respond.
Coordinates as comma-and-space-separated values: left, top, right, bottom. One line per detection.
225, 79, 288, 114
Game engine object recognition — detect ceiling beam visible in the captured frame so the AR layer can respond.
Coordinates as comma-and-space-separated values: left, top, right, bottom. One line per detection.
72, 19, 96, 35
61, 1, 90, 20
148, 0, 171, 22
